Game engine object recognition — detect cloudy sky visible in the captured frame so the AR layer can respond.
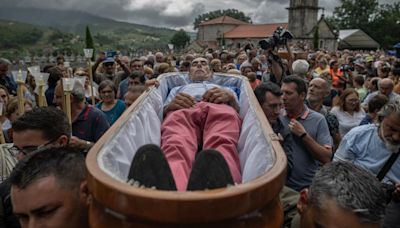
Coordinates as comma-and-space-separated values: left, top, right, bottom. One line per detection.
3, 0, 397, 31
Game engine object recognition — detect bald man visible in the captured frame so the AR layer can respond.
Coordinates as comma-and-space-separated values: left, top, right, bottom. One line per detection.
362, 78, 400, 110
306, 78, 341, 149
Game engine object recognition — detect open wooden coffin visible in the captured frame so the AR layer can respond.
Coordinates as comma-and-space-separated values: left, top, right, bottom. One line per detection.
86, 72, 288, 227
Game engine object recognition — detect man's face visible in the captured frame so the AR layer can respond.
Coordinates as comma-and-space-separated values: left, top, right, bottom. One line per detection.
0, 63, 8, 77
189, 58, 212, 81
282, 82, 305, 113
0, 88, 9, 106
379, 82, 393, 97
54, 84, 64, 109
261, 91, 282, 125
13, 130, 54, 161
12, 175, 88, 228
380, 113, 400, 153
124, 91, 141, 109
130, 61, 143, 73
307, 79, 328, 102
299, 195, 379, 228
155, 54, 164, 63
128, 77, 141, 87
103, 62, 114, 74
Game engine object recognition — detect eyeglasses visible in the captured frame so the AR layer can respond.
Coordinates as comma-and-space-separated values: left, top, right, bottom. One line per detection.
100, 90, 114, 94
12, 138, 58, 156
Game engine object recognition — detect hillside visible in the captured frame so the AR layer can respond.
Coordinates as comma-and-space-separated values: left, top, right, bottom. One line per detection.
0, 7, 177, 59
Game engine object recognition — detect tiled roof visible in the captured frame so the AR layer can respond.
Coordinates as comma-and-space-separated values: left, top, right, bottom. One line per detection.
224, 23, 289, 38
199, 15, 249, 26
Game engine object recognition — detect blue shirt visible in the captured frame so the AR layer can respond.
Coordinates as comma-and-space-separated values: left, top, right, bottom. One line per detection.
72, 105, 110, 142
334, 124, 400, 184
96, 100, 126, 125
359, 114, 373, 126
164, 81, 239, 107
281, 106, 333, 191
118, 79, 129, 100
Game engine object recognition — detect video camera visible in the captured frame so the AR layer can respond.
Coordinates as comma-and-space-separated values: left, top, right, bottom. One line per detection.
259, 27, 293, 50
340, 64, 354, 72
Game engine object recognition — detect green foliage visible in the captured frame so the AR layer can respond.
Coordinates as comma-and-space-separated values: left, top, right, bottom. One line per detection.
85, 26, 95, 61
0, 21, 43, 49
193, 9, 252, 29
170, 29, 191, 50
328, 0, 400, 48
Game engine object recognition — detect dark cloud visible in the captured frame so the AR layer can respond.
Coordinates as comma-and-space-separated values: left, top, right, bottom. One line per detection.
1, 0, 398, 30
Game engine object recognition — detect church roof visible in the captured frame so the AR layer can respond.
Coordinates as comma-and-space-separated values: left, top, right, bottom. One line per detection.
199, 15, 249, 26
224, 23, 288, 39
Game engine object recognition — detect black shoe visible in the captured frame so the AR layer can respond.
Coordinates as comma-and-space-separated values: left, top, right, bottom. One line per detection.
187, 149, 234, 191
127, 144, 177, 191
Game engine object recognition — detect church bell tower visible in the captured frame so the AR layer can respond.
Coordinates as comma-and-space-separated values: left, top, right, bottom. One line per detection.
287, 0, 320, 39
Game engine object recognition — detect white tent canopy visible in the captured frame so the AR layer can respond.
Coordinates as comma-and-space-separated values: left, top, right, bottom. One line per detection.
339, 29, 380, 49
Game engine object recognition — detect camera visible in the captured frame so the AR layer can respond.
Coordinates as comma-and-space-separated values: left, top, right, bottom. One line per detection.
340, 64, 354, 72
105, 50, 118, 58
259, 27, 293, 50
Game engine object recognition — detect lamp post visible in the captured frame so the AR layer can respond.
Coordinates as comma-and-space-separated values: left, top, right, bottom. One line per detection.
84, 48, 95, 105
62, 78, 74, 125
12, 70, 27, 116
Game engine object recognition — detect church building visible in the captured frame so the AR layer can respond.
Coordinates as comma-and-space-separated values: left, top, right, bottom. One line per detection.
195, 0, 338, 51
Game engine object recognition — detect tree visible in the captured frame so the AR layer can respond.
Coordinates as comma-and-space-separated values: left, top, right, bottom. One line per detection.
327, 0, 400, 48
330, 0, 379, 30
193, 9, 252, 29
369, 3, 400, 48
170, 29, 190, 50
85, 26, 95, 61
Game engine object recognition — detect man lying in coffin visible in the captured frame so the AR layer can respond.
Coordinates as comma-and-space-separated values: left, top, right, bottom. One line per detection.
128, 57, 242, 191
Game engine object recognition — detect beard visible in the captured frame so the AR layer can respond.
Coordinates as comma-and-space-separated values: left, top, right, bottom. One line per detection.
380, 126, 400, 153
384, 140, 400, 153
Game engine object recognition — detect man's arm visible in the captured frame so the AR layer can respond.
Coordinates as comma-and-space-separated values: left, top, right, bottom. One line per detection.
115, 56, 131, 75
289, 119, 332, 164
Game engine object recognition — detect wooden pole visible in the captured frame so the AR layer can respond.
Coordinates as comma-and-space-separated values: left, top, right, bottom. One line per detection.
38, 85, 45, 107
0, 122, 5, 144
88, 59, 95, 105
65, 91, 72, 125
17, 82, 25, 115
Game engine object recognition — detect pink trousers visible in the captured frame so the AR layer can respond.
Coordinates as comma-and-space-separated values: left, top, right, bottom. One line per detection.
161, 101, 242, 191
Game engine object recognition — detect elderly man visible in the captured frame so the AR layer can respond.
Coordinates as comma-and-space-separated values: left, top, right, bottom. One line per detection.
293, 162, 386, 228
362, 78, 400, 110
118, 58, 145, 99
306, 78, 341, 149
129, 57, 241, 192
334, 101, 400, 228
0, 58, 17, 95
280, 76, 332, 191
10, 146, 89, 228
54, 81, 110, 147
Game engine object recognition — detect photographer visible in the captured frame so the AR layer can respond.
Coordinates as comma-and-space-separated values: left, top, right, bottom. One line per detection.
91, 51, 131, 85
259, 27, 293, 86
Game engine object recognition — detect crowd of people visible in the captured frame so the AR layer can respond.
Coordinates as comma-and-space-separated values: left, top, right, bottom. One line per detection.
0, 44, 399, 227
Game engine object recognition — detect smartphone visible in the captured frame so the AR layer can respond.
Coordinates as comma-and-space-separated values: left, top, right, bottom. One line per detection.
105, 51, 117, 58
